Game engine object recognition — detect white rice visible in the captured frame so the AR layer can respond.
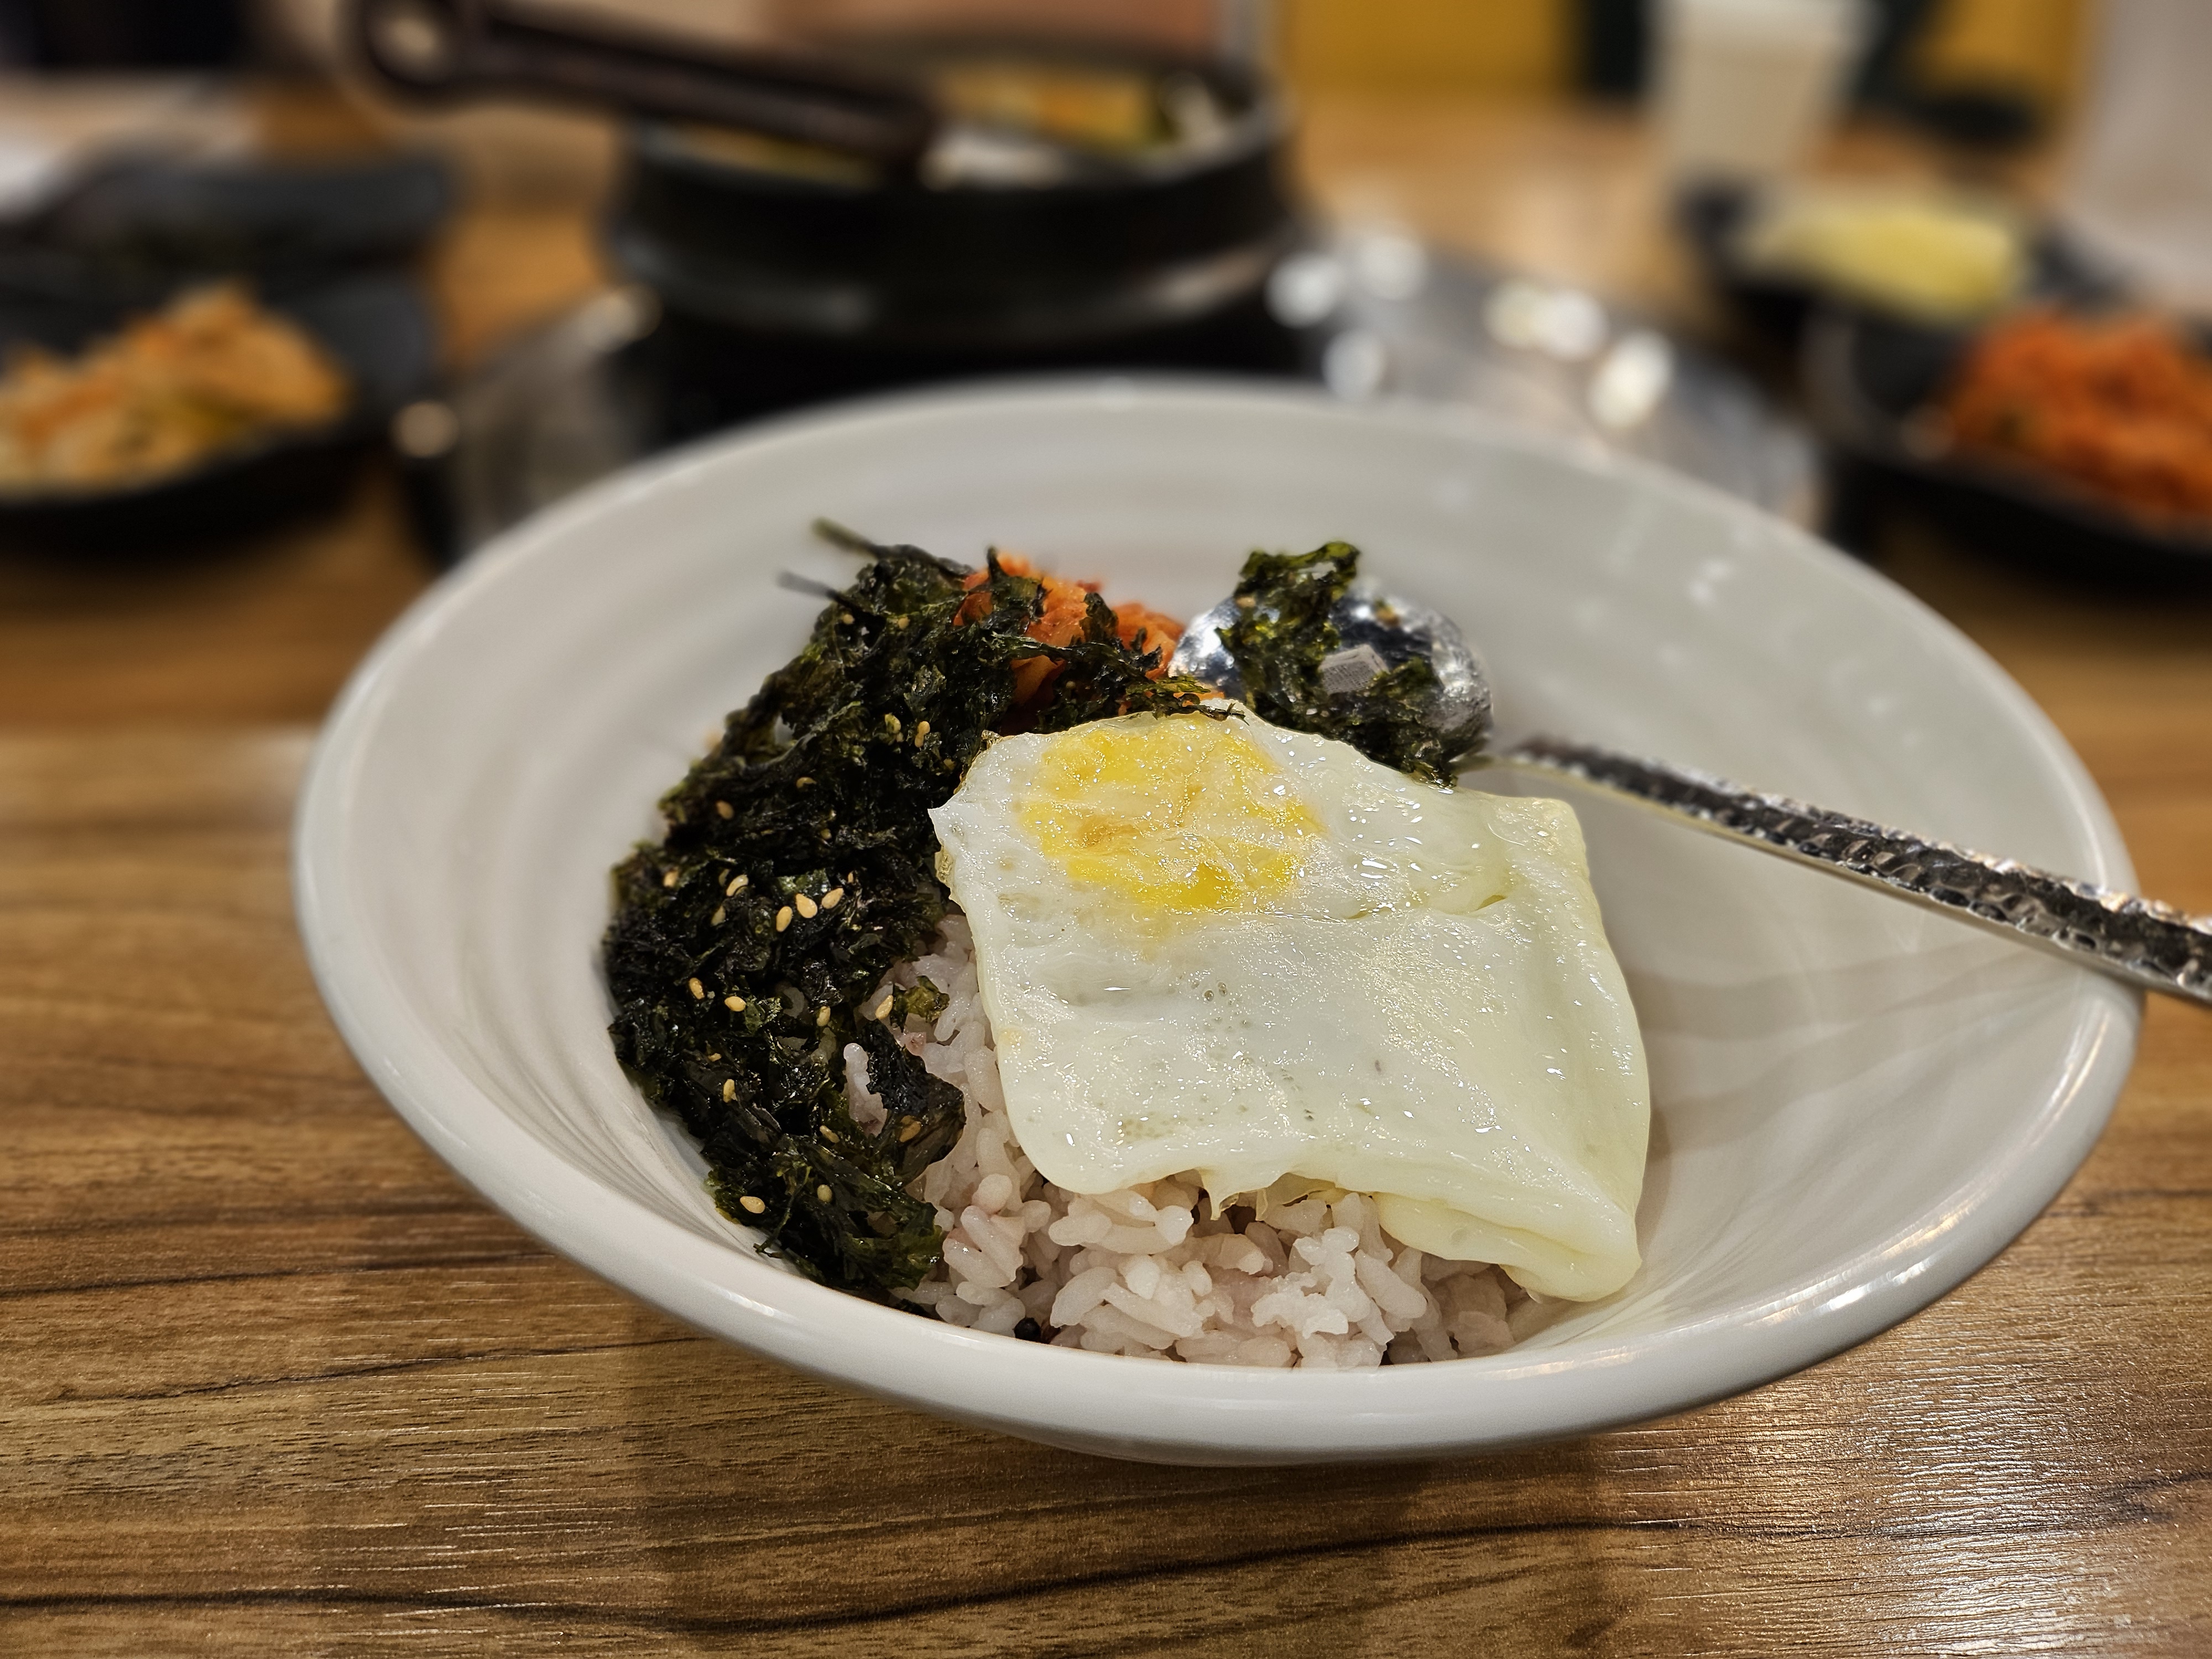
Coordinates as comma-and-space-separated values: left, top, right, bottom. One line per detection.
846, 914, 1556, 1367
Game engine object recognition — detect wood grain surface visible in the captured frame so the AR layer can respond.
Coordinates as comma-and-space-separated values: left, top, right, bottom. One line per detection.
3, 92, 2210, 1657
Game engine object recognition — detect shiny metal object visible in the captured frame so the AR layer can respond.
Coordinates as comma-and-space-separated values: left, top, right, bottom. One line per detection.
433, 238, 1817, 559
1496, 739, 2212, 1009
1177, 592, 2212, 1010
355, 0, 940, 169
1280, 230, 1821, 525
1170, 579, 1492, 759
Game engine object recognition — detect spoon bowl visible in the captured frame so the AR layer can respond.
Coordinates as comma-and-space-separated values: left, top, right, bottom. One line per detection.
1170, 579, 1493, 758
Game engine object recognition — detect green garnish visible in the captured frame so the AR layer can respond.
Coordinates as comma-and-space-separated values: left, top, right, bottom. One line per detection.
602, 527, 1214, 1299
606, 530, 1464, 1303
1221, 542, 1464, 784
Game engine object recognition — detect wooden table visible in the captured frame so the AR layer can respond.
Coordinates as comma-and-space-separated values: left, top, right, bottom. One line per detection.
6, 92, 2210, 1656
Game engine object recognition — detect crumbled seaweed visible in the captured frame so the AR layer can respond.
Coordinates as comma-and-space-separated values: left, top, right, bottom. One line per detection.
1219, 542, 1461, 784
602, 526, 1215, 1300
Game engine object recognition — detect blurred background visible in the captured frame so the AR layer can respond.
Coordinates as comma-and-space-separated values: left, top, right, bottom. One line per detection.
11, 10, 2212, 1642
0, 0, 2206, 587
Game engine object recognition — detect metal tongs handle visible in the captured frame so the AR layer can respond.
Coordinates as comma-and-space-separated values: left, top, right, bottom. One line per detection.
1498, 737, 2212, 1009
353, 0, 937, 168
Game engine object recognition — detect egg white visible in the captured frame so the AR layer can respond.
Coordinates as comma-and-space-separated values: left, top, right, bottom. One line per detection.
930, 709, 1650, 1300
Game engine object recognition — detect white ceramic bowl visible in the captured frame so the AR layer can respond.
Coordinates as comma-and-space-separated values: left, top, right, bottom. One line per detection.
295, 380, 2140, 1465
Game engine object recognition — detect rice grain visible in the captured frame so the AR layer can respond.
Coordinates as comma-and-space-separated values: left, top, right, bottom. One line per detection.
854, 914, 1550, 1367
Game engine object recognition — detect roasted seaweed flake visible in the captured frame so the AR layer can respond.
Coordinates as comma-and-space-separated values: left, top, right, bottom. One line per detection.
602, 528, 1214, 1300
1220, 542, 1462, 784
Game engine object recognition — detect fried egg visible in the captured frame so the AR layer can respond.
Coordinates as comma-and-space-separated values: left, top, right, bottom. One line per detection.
930, 709, 1650, 1301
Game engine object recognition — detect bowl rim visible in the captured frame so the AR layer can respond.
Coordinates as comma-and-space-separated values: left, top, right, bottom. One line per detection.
293, 375, 2141, 1461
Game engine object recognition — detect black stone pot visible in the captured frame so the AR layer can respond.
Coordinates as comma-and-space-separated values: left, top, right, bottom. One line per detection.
600, 49, 1303, 439
352, 2, 1305, 441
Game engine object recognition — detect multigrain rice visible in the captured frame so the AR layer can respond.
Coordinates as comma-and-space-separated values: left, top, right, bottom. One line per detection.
843, 914, 1558, 1367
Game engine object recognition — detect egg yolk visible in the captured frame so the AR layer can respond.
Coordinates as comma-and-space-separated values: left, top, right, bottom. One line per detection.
1019, 716, 1322, 913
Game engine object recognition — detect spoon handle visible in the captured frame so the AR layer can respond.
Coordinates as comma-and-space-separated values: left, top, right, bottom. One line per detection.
354, 0, 936, 166
1493, 737, 2212, 1010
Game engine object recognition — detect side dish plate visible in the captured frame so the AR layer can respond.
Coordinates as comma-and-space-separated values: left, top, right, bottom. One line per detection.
0, 272, 437, 551
294, 381, 2139, 1464
1804, 307, 2212, 583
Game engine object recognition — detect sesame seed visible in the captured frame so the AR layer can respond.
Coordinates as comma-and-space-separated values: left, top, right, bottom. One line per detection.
727, 873, 748, 894
815, 1004, 831, 1026
795, 893, 817, 919
822, 886, 844, 910
738, 1194, 767, 1214
892, 615, 909, 629
883, 713, 901, 735
1235, 594, 1256, 608
723, 995, 745, 1012
839, 611, 854, 624
872, 994, 894, 1020
816, 1184, 833, 1202
714, 800, 733, 818
819, 1126, 837, 1141
775, 905, 793, 931
710, 905, 726, 926
722, 1078, 737, 1101
915, 720, 931, 742
898, 1119, 921, 1142
687, 978, 705, 999
796, 776, 813, 788
661, 869, 680, 888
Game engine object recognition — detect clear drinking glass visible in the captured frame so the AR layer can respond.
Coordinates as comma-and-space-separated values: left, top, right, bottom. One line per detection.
1652, 0, 1872, 184
2060, 0, 2212, 309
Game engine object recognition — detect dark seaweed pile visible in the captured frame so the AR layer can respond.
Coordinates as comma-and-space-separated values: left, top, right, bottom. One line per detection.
1219, 542, 1461, 785
602, 529, 1214, 1298
604, 533, 1462, 1302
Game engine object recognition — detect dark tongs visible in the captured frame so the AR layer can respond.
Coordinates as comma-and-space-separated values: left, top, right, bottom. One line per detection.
353, 0, 939, 169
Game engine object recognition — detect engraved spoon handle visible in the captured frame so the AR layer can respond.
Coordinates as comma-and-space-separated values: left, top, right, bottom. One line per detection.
1490, 737, 2212, 1010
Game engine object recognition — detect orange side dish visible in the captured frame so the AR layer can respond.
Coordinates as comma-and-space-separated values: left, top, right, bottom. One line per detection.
0, 281, 351, 494
1940, 309, 2212, 526
958, 552, 1185, 709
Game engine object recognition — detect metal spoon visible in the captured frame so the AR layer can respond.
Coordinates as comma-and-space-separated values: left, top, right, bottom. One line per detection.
353, 0, 1156, 185
1172, 589, 2212, 1010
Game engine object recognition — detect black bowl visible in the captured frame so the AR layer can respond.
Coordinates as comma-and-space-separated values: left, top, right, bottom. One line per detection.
1678, 181, 2120, 358
0, 270, 438, 554
607, 40, 1298, 356
1803, 304, 2212, 584
597, 40, 1302, 446
3, 152, 447, 272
